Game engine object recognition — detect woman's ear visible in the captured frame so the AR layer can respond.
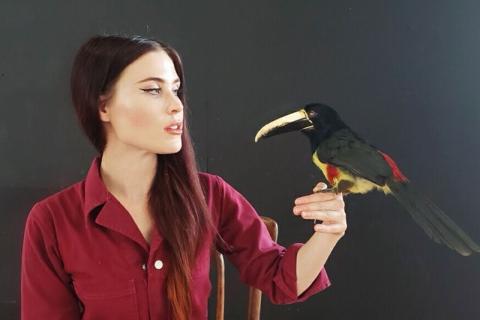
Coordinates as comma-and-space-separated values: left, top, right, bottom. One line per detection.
98, 94, 110, 122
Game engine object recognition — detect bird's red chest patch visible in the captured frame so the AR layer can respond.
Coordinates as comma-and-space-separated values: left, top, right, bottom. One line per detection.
378, 150, 409, 182
326, 164, 339, 183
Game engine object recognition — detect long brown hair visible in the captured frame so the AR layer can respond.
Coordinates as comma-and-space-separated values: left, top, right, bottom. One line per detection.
70, 34, 219, 319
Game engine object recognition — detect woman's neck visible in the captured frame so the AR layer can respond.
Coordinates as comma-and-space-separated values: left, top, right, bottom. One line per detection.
99, 148, 157, 204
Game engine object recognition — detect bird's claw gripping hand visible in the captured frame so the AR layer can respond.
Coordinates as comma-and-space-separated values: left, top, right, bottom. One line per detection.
312, 186, 338, 225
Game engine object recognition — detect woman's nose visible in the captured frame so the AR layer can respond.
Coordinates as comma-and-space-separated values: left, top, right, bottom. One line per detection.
167, 97, 183, 114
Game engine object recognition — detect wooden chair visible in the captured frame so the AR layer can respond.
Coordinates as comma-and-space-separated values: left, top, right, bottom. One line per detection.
212, 216, 279, 320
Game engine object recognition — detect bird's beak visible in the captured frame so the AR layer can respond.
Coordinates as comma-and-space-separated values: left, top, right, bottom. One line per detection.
254, 108, 314, 143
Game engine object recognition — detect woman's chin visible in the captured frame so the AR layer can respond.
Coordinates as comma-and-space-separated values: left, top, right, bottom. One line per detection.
154, 144, 182, 155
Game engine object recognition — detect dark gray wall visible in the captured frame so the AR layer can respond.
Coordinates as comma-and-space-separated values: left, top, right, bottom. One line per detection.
2, 0, 480, 319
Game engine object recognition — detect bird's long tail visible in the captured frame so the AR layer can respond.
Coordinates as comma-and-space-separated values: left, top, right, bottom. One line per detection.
386, 177, 480, 256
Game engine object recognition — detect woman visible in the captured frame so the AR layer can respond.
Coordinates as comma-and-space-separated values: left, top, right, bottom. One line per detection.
20, 34, 347, 320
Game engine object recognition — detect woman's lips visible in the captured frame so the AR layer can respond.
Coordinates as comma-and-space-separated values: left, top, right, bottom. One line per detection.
164, 127, 183, 135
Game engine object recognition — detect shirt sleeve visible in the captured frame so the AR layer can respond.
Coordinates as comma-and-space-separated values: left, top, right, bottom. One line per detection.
21, 202, 82, 320
214, 175, 331, 305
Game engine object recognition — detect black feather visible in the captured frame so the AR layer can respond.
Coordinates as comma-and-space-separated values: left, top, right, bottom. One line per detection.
316, 128, 391, 186
386, 178, 480, 256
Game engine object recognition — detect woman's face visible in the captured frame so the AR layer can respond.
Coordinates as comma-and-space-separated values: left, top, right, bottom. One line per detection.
99, 49, 184, 155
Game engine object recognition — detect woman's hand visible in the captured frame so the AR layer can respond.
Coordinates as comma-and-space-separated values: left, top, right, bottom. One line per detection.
293, 182, 347, 237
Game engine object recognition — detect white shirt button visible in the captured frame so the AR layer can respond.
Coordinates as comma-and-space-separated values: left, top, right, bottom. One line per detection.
141, 263, 146, 270
154, 259, 163, 270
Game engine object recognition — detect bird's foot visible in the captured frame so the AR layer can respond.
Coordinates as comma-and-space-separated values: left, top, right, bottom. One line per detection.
313, 186, 336, 224
312, 183, 352, 225
322, 187, 338, 193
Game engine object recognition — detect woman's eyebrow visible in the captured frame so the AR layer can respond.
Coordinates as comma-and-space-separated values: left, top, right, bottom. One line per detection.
136, 77, 180, 84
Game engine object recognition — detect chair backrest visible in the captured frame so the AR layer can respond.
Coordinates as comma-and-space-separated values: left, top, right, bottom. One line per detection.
212, 216, 279, 320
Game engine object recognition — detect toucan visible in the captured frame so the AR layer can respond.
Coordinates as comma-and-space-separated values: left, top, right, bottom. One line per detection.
254, 102, 480, 256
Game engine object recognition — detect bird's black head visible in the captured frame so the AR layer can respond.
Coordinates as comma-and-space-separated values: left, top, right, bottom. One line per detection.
254, 102, 348, 152
302, 102, 348, 138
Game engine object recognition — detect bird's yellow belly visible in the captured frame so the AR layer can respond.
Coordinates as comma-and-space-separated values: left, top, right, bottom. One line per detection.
312, 152, 391, 195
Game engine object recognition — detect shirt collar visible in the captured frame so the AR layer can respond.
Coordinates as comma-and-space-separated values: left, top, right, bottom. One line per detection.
82, 154, 162, 251
83, 154, 110, 216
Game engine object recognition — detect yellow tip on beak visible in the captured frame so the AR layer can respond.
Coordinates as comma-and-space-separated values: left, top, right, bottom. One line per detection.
254, 109, 312, 143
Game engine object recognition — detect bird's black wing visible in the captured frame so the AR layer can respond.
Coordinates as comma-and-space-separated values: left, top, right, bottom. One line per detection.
316, 128, 393, 186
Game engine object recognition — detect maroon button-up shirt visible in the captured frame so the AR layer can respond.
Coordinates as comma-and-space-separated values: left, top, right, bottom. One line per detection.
20, 155, 331, 319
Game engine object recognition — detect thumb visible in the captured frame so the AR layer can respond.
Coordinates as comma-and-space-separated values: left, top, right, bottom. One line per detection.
313, 182, 328, 192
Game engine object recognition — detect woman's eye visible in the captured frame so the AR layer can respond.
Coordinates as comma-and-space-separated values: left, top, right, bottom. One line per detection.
142, 88, 161, 94
142, 88, 179, 96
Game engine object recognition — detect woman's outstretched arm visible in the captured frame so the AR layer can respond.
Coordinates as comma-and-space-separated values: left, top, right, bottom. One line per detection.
293, 182, 347, 296
214, 175, 332, 304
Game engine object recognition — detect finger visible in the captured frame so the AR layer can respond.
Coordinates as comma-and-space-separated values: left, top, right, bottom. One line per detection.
301, 210, 344, 222
295, 192, 337, 205
294, 198, 345, 212
313, 182, 328, 192
313, 223, 346, 234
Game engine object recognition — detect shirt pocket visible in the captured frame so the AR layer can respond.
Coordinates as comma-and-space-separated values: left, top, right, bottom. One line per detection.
73, 279, 139, 320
